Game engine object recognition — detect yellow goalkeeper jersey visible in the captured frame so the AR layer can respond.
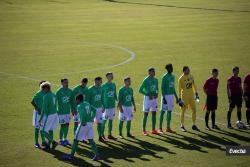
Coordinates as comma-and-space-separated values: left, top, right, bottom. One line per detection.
178, 74, 197, 98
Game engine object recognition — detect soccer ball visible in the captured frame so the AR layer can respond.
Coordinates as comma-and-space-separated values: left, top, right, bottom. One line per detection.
236, 121, 244, 129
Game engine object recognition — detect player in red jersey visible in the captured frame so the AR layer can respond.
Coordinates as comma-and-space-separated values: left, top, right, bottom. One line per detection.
203, 69, 219, 130
243, 73, 250, 127
227, 67, 243, 129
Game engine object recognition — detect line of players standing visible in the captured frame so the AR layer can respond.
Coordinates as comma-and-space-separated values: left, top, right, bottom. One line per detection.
31, 64, 250, 160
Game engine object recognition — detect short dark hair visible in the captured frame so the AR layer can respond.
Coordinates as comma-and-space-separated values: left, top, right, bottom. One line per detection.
233, 66, 239, 72
95, 76, 102, 81
41, 84, 50, 90
106, 72, 113, 77
81, 78, 88, 83
61, 78, 68, 83
148, 68, 155, 72
165, 64, 173, 73
183, 66, 189, 72
76, 94, 83, 102
39, 80, 46, 86
212, 68, 218, 73
124, 77, 131, 82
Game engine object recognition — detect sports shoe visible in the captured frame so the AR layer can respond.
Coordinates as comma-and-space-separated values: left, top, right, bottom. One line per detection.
192, 125, 200, 131
212, 125, 220, 130
205, 126, 211, 131
99, 137, 105, 143
152, 129, 161, 135
127, 133, 135, 138
81, 140, 89, 144
64, 140, 71, 146
158, 128, 164, 134
227, 124, 234, 129
62, 154, 73, 160
102, 136, 107, 141
34, 143, 41, 149
118, 134, 124, 139
59, 140, 66, 146
180, 126, 187, 132
143, 130, 149, 136
52, 141, 58, 150
41, 141, 48, 147
108, 135, 117, 140
42, 142, 50, 150
92, 155, 101, 161
166, 128, 176, 134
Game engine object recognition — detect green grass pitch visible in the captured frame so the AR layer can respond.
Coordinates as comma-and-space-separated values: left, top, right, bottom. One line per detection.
0, 0, 250, 166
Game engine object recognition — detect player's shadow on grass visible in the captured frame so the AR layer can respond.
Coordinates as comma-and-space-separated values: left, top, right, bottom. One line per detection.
212, 129, 250, 143
78, 137, 176, 164
104, 0, 250, 13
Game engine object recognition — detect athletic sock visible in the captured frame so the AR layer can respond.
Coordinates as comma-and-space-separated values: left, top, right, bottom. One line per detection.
143, 113, 148, 131
237, 111, 242, 121
97, 123, 102, 137
71, 140, 78, 156
74, 123, 78, 135
227, 111, 232, 125
108, 120, 113, 135
205, 112, 209, 127
59, 126, 64, 141
64, 125, 69, 140
126, 121, 131, 134
159, 110, 165, 129
89, 139, 98, 155
35, 128, 39, 144
152, 113, 156, 130
119, 121, 124, 135
247, 110, 250, 124
40, 130, 45, 143
102, 120, 107, 136
42, 131, 53, 146
48, 130, 53, 146
166, 111, 172, 128
211, 112, 216, 126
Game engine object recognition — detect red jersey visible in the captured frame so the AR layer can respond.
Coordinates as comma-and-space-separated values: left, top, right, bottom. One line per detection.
227, 76, 242, 95
203, 77, 219, 96
243, 73, 250, 94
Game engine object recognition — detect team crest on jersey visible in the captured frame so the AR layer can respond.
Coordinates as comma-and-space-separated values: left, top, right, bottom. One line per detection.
95, 94, 101, 101
150, 85, 156, 91
62, 96, 70, 103
126, 95, 132, 101
107, 91, 114, 97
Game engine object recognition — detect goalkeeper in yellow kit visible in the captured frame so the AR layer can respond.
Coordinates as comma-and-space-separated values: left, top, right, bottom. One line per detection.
178, 66, 200, 132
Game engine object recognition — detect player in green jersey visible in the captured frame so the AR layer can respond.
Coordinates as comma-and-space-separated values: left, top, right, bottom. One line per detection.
56, 78, 74, 146
118, 77, 136, 138
159, 64, 182, 134
39, 82, 58, 150
87, 77, 105, 142
139, 68, 160, 136
101, 72, 117, 140
63, 94, 100, 161
72, 78, 88, 134
31, 80, 46, 148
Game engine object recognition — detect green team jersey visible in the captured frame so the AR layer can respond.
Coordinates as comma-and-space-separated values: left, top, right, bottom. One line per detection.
77, 101, 96, 125
118, 86, 134, 107
139, 76, 158, 96
72, 85, 88, 110
161, 73, 177, 95
87, 85, 103, 108
102, 82, 117, 109
32, 90, 45, 113
56, 87, 73, 115
41, 92, 57, 118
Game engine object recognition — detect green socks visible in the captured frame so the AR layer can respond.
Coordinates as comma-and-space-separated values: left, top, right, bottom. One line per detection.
74, 123, 78, 135
159, 110, 165, 129
126, 121, 131, 134
108, 120, 113, 135
89, 139, 98, 155
97, 123, 102, 137
35, 128, 39, 144
64, 125, 69, 140
152, 113, 156, 130
143, 113, 148, 131
59, 126, 64, 141
119, 121, 124, 135
48, 130, 53, 146
40, 130, 45, 143
71, 140, 78, 156
60, 125, 69, 141
167, 111, 172, 128
102, 120, 107, 136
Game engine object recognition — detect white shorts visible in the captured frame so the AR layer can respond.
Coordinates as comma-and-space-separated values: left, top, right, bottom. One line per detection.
161, 95, 174, 111
75, 123, 94, 141
143, 96, 158, 112
40, 113, 58, 132
119, 106, 133, 121
73, 113, 80, 123
94, 108, 103, 123
58, 114, 71, 124
103, 108, 115, 120
32, 110, 41, 128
